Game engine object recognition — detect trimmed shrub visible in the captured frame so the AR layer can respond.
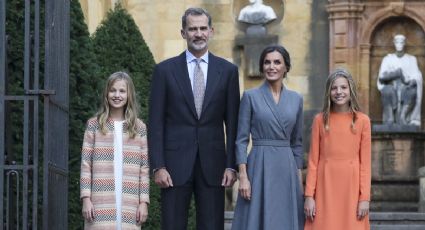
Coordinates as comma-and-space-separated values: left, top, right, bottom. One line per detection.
68, 0, 101, 229
91, 3, 154, 120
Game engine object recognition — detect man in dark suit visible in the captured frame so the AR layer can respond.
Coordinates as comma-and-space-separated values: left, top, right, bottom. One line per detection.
148, 7, 240, 230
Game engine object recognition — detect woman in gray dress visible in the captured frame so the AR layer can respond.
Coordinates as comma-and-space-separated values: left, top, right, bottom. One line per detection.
232, 45, 304, 230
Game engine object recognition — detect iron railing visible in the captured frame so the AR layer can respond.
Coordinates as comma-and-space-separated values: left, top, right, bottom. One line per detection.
0, 0, 69, 229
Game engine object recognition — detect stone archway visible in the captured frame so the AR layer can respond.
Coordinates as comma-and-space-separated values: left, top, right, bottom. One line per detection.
358, 3, 425, 124
328, 0, 425, 120
367, 17, 425, 123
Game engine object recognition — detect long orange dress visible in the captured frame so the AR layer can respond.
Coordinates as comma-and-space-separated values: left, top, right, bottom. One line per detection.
304, 112, 371, 230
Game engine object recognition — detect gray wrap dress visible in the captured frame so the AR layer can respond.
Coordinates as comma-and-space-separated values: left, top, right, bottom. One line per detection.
231, 82, 304, 230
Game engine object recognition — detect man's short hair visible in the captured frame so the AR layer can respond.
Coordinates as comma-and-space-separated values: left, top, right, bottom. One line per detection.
181, 8, 212, 29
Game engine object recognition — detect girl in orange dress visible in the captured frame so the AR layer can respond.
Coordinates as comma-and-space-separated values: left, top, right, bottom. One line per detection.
304, 68, 371, 230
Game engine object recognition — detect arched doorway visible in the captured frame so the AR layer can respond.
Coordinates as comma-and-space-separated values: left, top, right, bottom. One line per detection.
369, 16, 425, 124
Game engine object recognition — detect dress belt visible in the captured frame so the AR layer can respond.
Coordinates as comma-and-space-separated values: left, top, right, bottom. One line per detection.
252, 139, 290, 147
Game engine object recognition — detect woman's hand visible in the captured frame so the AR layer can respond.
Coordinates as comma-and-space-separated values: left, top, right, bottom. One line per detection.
238, 174, 251, 200
82, 197, 95, 222
136, 202, 148, 225
357, 201, 369, 220
304, 196, 316, 221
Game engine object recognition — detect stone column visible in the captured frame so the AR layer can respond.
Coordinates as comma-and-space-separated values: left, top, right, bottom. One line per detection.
327, 1, 366, 111
359, 43, 371, 115
418, 166, 425, 212
327, 2, 364, 72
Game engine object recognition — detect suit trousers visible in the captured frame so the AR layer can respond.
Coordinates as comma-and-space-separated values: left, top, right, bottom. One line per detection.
160, 154, 225, 230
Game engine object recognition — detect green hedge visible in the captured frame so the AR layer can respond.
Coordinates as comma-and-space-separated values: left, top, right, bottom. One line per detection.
68, 0, 101, 229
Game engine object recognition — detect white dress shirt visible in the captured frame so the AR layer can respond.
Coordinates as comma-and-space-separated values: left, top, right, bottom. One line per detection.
186, 50, 209, 89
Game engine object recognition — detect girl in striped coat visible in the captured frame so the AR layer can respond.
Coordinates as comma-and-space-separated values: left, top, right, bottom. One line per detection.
80, 72, 149, 230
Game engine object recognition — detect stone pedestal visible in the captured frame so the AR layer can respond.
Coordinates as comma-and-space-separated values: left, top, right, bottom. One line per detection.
235, 34, 278, 78
371, 131, 425, 211
418, 166, 425, 212
373, 124, 420, 133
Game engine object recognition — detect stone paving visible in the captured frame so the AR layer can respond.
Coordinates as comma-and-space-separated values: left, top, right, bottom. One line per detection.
224, 211, 425, 230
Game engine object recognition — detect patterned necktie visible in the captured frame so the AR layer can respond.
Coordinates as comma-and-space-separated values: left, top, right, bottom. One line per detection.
193, 58, 205, 119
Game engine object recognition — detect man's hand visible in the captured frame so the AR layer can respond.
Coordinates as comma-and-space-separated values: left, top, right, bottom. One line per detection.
154, 168, 173, 188
221, 169, 236, 187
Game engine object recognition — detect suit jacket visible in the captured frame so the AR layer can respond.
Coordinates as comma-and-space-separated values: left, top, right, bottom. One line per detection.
148, 51, 240, 186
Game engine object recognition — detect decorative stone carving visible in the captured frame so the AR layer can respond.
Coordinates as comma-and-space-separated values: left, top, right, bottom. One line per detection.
238, 0, 276, 25
377, 34, 423, 127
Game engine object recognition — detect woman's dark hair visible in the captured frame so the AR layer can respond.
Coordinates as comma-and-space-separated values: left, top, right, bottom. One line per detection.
259, 45, 291, 73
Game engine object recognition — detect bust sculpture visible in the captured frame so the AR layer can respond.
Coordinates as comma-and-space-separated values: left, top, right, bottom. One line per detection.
377, 34, 423, 126
238, 0, 277, 25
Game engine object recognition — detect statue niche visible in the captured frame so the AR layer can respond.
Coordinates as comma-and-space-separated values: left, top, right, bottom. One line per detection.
377, 34, 423, 127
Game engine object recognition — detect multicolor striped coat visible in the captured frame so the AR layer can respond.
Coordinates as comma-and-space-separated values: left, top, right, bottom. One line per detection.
80, 117, 149, 230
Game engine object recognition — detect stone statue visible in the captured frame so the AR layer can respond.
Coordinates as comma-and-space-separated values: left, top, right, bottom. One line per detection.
238, 0, 277, 25
377, 34, 423, 126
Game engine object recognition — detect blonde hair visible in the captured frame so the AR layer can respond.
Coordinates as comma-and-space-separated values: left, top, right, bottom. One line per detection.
322, 68, 360, 132
97, 71, 140, 138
